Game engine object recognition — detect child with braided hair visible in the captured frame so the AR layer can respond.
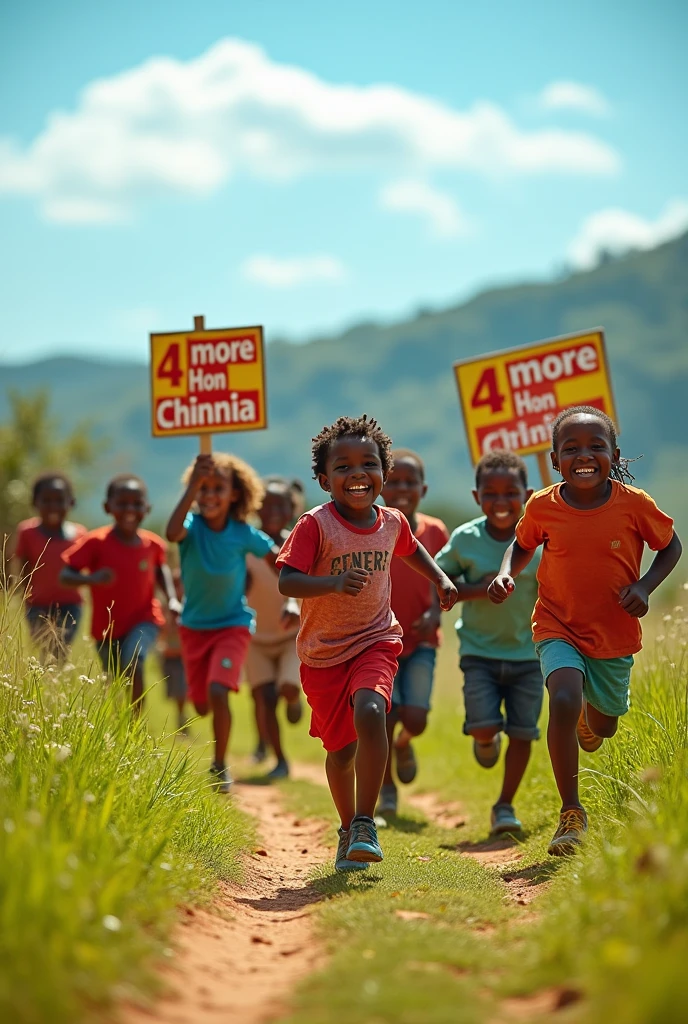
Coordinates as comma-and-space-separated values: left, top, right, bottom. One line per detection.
489, 406, 681, 856
277, 415, 457, 871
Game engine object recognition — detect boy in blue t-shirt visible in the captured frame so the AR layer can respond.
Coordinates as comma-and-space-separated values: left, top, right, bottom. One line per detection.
166, 453, 295, 793
436, 450, 542, 835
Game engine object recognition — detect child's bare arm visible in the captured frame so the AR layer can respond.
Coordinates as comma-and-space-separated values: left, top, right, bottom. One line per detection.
264, 545, 282, 574
278, 564, 370, 598
166, 455, 214, 542
399, 544, 458, 611
619, 530, 682, 617
488, 540, 535, 604
59, 566, 115, 588
454, 573, 495, 602
156, 564, 182, 615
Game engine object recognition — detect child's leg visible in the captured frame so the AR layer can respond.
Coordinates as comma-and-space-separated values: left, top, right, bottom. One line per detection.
497, 739, 531, 805
209, 682, 232, 764
586, 704, 618, 738
546, 667, 585, 808
255, 682, 287, 762
382, 706, 398, 787
394, 647, 435, 748
206, 627, 252, 766
120, 624, 160, 713
325, 741, 357, 828
498, 660, 543, 806
460, 656, 504, 765
353, 688, 389, 818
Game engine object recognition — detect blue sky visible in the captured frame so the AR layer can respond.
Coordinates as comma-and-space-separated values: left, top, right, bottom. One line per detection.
1, 0, 686, 363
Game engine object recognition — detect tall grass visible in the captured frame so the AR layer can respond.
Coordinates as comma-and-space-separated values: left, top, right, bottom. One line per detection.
0, 596, 249, 1024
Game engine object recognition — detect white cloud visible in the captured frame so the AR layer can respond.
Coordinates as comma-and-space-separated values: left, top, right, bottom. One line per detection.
0, 39, 620, 224
568, 199, 688, 269
380, 180, 467, 237
242, 254, 347, 288
538, 81, 611, 117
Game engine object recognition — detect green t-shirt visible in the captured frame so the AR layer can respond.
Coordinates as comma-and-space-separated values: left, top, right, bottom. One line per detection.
436, 515, 540, 661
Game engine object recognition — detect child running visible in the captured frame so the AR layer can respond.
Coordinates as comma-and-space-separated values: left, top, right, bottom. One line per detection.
246, 477, 302, 780
60, 474, 178, 708
165, 453, 280, 794
12, 472, 87, 661
277, 415, 458, 871
377, 449, 450, 816
436, 450, 542, 836
489, 406, 681, 855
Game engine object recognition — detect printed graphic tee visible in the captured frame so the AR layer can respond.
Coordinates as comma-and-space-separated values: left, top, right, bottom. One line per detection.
390, 513, 449, 656
276, 502, 418, 667
516, 482, 675, 658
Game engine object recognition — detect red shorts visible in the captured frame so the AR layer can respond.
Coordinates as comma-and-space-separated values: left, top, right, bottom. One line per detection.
179, 625, 251, 706
300, 639, 402, 752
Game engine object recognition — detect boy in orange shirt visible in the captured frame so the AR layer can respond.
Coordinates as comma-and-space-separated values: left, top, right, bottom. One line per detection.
489, 406, 681, 855
12, 472, 87, 661
377, 449, 449, 815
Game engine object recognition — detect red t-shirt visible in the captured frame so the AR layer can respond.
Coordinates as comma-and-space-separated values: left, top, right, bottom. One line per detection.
62, 526, 167, 641
276, 502, 417, 668
390, 512, 450, 656
14, 518, 87, 607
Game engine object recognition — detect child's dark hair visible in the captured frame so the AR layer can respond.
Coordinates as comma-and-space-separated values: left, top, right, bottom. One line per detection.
391, 448, 425, 480
311, 415, 394, 479
551, 405, 637, 484
475, 450, 528, 489
32, 471, 75, 504
181, 453, 263, 522
105, 473, 148, 501
264, 475, 304, 512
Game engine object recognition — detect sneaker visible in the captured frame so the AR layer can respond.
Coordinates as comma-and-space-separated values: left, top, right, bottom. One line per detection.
265, 758, 289, 780
335, 826, 369, 872
347, 815, 383, 863
209, 761, 232, 794
547, 807, 588, 857
395, 741, 417, 784
286, 695, 303, 725
376, 783, 398, 816
577, 702, 604, 753
490, 803, 523, 836
251, 741, 268, 765
473, 733, 501, 768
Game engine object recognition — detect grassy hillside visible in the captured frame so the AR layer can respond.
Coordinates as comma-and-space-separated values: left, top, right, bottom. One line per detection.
1, 233, 686, 534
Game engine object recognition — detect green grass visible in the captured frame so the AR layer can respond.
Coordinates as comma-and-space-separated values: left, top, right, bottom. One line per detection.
0, 597, 253, 1024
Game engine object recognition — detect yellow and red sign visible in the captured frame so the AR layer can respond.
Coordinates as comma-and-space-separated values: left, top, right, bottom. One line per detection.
454, 329, 616, 464
150, 325, 267, 437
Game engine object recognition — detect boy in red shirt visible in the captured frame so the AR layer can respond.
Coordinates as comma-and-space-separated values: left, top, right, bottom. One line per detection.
60, 474, 179, 709
12, 472, 87, 661
277, 415, 457, 871
377, 449, 449, 815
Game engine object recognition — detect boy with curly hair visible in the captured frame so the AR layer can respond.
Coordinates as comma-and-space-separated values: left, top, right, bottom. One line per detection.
166, 453, 293, 792
277, 415, 457, 871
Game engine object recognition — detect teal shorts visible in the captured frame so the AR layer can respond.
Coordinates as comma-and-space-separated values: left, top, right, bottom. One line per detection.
535, 639, 633, 718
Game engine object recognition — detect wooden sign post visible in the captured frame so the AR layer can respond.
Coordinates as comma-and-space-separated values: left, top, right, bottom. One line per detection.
453, 328, 617, 489
150, 316, 267, 451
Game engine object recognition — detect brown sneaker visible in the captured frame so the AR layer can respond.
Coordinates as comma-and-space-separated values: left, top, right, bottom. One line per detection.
547, 807, 588, 856
577, 702, 603, 752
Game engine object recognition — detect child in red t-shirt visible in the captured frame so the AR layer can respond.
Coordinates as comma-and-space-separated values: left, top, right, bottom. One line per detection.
377, 449, 449, 816
277, 415, 457, 872
12, 472, 87, 661
60, 474, 179, 710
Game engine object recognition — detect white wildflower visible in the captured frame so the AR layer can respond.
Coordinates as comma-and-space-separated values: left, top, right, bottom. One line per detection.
55, 744, 72, 762
4, 752, 15, 765
83, 792, 96, 804
3, 819, 15, 834
102, 915, 121, 932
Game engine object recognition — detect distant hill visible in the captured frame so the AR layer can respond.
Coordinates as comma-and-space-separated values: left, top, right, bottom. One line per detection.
2, 233, 687, 537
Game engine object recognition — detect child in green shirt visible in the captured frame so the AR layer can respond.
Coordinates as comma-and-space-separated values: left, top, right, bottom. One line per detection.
436, 450, 541, 835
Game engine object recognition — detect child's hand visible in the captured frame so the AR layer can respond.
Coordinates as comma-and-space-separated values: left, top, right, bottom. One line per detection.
436, 576, 458, 611
411, 608, 441, 639
334, 568, 370, 596
488, 574, 515, 604
280, 598, 300, 630
619, 582, 649, 617
189, 454, 215, 488
90, 567, 116, 586
168, 596, 183, 618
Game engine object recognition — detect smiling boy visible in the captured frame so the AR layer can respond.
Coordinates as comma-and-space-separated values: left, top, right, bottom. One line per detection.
277, 415, 457, 871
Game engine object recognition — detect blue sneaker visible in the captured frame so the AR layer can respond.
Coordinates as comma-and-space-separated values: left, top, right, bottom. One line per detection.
490, 802, 523, 835
346, 815, 383, 863
335, 827, 369, 872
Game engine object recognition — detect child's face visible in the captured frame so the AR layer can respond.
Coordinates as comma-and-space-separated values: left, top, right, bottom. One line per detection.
34, 480, 73, 529
319, 435, 384, 511
552, 413, 619, 491
473, 468, 530, 532
259, 489, 293, 536
195, 470, 237, 527
381, 457, 426, 518
105, 482, 150, 538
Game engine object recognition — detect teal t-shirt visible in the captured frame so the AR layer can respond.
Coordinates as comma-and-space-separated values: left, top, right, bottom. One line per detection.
436, 515, 540, 661
179, 512, 273, 630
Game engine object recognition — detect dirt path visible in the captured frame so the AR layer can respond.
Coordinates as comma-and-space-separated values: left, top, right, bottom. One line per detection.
124, 778, 330, 1024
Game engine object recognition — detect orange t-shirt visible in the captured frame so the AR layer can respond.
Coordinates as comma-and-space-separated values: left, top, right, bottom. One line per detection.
515, 482, 674, 658
389, 512, 449, 656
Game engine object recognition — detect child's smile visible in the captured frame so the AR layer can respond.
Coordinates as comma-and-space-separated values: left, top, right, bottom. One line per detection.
473, 468, 530, 542
382, 456, 426, 523
320, 436, 384, 523
196, 472, 237, 529
553, 413, 619, 507
106, 483, 150, 541
35, 482, 73, 532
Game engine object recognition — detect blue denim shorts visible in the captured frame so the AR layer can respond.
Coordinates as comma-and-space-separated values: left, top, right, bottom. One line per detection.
459, 655, 544, 741
535, 639, 633, 718
26, 603, 81, 646
98, 621, 160, 676
391, 646, 436, 711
